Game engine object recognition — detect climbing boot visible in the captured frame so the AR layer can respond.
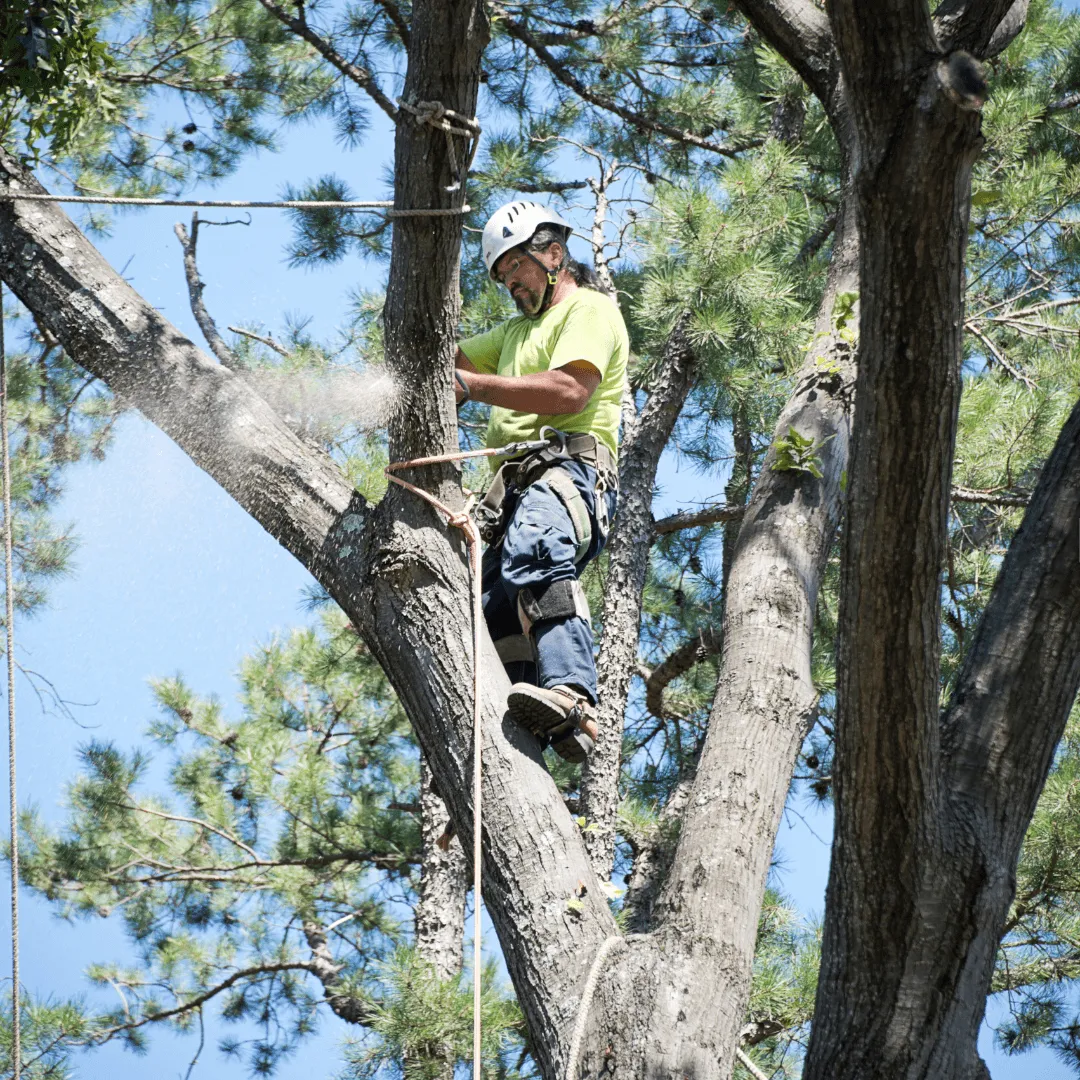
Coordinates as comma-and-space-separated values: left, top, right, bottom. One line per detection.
507, 683, 598, 764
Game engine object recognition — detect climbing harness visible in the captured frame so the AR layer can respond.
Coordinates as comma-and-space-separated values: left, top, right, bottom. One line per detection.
1, 283, 21, 1080
474, 427, 618, 560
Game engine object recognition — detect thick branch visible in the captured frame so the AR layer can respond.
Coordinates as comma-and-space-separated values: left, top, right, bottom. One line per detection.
653, 503, 742, 537
951, 486, 1029, 507
918, 390, 1080, 1065
935, 0, 1030, 58
644, 628, 722, 721
256, 0, 400, 120
414, 757, 467, 982
732, 0, 837, 106
827, 0, 937, 140
302, 920, 377, 1025
0, 153, 357, 573
373, 0, 411, 48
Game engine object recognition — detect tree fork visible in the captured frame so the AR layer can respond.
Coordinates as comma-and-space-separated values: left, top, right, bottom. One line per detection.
0, 43, 617, 1080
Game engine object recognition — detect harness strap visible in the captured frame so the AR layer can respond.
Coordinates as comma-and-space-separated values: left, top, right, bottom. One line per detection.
521, 249, 565, 316
474, 429, 619, 566
538, 467, 592, 564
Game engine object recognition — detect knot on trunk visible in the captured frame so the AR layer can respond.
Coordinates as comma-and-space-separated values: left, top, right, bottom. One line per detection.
937, 52, 988, 112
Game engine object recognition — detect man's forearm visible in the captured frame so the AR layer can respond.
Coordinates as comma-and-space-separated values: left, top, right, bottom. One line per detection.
456, 367, 594, 414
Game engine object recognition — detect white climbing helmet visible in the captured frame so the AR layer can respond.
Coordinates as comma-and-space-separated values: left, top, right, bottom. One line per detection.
481, 201, 573, 279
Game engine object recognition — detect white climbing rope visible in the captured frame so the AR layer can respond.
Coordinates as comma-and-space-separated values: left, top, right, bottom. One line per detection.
735, 1047, 771, 1080
564, 933, 648, 1080
397, 99, 481, 191
385, 447, 488, 1080
0, 193, 468, 215
0, 283, 20, 1080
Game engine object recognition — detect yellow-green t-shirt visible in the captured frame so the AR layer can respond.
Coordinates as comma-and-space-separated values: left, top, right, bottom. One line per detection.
458, 288, 629, 457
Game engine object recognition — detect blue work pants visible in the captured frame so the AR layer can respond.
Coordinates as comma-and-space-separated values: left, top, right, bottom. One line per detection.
481, 460, 617, 704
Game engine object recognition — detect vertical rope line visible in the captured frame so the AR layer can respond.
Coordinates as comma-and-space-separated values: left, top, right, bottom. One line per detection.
385, 452, 490, 1080
469, 523, 482, 1080
0, 282, 20, 1080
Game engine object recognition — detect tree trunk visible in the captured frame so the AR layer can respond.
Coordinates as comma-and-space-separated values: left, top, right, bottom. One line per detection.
416, 757, 468, 981
580, 315, 697, 876
804, 4, 1060, 1079
573, 193, 860, 1078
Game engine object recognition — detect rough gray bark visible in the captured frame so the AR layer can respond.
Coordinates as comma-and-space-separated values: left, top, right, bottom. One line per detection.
580, 315, 697, 875
599, 194, 859, 1079
3, 2, 1070, 1078
415, 757, 468, 981
0, 6, 622, 1076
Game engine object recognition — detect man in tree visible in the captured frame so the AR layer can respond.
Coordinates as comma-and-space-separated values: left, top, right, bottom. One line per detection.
454, 201, 628, 762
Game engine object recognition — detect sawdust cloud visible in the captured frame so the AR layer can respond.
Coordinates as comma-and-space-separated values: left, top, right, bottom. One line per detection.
250, 368, 399, 432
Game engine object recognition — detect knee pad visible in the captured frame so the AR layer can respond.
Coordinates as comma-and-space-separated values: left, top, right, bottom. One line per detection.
517, 579, 591, 635
493, 633, 534, 665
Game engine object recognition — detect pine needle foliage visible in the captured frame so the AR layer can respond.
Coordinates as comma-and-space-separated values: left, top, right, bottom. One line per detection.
341, 950, 527, 1080
12, 0, 1080, 1074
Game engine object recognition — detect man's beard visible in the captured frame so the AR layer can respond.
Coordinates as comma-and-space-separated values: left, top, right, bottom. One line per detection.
512, 285, 542, 315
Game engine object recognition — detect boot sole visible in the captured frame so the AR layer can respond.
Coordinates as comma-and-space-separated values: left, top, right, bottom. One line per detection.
507, 686, 596, 764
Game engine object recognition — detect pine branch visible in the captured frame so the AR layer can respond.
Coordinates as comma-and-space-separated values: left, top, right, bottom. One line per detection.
92, 962, 330, 1039
964, 320, 1037, 389
732, 0, 836, 105
645, 628, 722, 720
255, 0, 399, 121
227, 325, 291, 357
302, 920, 377, 1025
372, 0, 410, 48
496, 11, 758, 158
653, 503, 743, 537
174, 214, 242, 370
951, 486, 1031, 508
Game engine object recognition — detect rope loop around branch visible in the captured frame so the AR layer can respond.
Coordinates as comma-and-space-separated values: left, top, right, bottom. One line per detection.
396, 97, 481, 192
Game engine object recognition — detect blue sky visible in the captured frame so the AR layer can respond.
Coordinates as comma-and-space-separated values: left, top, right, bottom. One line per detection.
0, 71, 1072, 1080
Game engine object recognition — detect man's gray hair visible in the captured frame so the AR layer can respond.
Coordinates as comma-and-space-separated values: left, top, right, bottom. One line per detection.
526, 225, 602, 290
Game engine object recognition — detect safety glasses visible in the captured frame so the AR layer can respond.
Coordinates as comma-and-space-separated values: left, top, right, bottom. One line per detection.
494, 255, 524, 286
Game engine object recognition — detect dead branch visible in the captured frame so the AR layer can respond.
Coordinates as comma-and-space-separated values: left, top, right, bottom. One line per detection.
173, 213, 242, 370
